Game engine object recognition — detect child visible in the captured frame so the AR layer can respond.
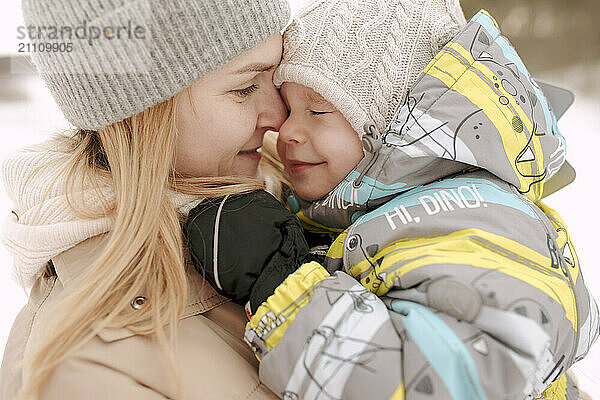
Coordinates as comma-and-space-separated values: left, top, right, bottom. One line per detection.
185, 1, 599, 399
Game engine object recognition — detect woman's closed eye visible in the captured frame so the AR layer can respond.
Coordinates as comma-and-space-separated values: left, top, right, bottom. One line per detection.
230, 84, 259, 98
310, 110, 333, 115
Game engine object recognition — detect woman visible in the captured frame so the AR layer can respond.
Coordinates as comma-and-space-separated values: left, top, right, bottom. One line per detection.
0, 0, 290, 399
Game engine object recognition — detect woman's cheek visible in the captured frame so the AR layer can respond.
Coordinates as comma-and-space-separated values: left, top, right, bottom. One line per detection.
217, 155, 236, 176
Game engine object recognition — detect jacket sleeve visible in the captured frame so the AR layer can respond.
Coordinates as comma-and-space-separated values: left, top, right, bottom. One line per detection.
244, 264, 592, 400
244, 172, 599, 400
245, 262, 409, 400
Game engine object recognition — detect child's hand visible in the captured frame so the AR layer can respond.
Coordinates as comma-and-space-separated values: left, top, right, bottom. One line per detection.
184, 190, 309, 314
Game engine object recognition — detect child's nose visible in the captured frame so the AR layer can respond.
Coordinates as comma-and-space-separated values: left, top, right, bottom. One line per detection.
278, 115, 307, 145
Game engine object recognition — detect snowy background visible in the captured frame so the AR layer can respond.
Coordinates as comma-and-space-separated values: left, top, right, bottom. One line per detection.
0, 0, 598, 397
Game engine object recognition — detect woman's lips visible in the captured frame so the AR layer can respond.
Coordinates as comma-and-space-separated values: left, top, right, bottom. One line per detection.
238, 147, 262, 161
287, 161, 326, 175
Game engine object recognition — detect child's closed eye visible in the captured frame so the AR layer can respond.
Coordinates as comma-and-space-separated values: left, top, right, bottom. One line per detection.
310, 110, 333, 115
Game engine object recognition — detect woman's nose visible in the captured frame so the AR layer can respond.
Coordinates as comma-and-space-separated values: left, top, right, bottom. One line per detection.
257, 85, 288, 132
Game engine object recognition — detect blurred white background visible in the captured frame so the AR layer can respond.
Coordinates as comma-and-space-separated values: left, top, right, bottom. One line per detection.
0, 0, 598, 397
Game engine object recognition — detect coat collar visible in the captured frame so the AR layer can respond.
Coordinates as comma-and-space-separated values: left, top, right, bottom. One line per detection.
51, 232, 229, 318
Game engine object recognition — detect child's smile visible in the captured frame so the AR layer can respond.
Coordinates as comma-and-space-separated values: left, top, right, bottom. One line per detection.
286, 159, 327, 175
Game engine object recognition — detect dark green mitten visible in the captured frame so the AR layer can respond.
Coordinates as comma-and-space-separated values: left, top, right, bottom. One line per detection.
184, 190, 309, 313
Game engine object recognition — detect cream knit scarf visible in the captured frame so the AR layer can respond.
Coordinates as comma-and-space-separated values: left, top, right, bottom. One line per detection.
1, 145, 203, 289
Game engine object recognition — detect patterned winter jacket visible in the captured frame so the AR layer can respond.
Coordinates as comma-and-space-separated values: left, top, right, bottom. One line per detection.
244, 11, 599, 400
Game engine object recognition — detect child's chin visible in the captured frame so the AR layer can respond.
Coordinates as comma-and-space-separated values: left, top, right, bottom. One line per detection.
295, 186, 328, 202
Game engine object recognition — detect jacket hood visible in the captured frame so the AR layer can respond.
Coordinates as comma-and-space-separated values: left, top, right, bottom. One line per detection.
296, 10, 567, 229
1, 140, 203, 288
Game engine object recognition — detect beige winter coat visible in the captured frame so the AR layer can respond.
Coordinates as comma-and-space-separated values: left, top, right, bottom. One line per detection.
0, 233, 278, 400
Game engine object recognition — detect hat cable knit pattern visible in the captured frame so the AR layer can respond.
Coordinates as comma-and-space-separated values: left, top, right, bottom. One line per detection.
274, 0, 466, 136
22, 0, 291, 130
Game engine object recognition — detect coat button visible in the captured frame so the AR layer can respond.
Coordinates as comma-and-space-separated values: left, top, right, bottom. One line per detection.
131, 296, 147, 310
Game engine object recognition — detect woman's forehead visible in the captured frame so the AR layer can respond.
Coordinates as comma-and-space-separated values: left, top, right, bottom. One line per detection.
223, 35, 283, 74
232, 63, 278, 76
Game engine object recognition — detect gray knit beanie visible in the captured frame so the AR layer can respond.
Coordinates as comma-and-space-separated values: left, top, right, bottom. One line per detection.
21, 0, 291, 130
274, 0, 466, 137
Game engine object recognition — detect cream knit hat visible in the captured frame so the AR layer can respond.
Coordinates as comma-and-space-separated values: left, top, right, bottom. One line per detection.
274, 0, 466, 136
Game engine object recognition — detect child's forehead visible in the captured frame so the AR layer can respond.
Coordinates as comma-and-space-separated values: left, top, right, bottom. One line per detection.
282, 82, 335, 109
305, 88, 330, 105
305, 88, 324, 102
301, 85, 331, 106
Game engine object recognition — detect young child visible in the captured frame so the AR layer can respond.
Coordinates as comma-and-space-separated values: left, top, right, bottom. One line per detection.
185, 1, 599, 399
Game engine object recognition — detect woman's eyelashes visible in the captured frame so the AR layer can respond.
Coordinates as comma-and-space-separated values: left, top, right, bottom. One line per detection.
310, 110, 332, 115
230, 84, 259, 99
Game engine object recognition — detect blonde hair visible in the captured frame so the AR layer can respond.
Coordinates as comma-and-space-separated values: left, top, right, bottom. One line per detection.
18, 90, 264, 399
